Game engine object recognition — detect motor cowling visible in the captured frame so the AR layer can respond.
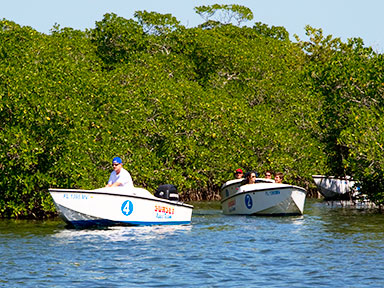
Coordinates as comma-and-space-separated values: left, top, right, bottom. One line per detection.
154, 184, 179, 201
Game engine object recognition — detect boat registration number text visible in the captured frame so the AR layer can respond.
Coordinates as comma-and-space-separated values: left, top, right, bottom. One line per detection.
265, 190, 280, 196
63, 193, 89, 200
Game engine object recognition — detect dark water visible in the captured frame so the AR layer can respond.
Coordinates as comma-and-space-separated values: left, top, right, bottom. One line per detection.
1, 199, 384, 288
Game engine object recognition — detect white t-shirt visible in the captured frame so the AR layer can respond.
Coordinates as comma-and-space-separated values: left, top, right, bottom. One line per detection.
108, 167, 133, 187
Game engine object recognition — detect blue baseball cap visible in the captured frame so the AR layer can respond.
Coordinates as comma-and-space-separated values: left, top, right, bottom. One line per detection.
112, 157, 122, 164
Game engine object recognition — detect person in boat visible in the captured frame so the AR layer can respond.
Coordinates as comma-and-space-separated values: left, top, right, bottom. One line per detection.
274, 172, 284, 183
234, 168, 244, 179
265, 171, 272, 179
106, 157, 134, 187
244, 171, 257, 185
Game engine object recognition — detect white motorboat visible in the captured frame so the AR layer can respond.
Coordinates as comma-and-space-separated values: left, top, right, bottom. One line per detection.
220, 178, 307, 216
49, 184, 193, 228
312, 175, 357, 200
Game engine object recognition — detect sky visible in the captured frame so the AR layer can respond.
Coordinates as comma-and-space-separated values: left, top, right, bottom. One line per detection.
2, 0, 383, 52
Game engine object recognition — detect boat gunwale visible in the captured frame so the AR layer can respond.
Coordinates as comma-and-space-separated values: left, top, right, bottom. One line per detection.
220, 179, 243, 190
220, 185, 307, 204
49, 188, 193, 209
312, 175, 356, 181
221, 178, 274, 190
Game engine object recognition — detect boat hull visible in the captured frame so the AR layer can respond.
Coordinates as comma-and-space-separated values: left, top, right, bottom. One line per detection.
312, 175, 356, 200
49, 187, 193, 228
221, 180, 307, 216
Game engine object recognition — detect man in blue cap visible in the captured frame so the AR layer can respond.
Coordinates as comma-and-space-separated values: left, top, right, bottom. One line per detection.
105, 156, 133, 187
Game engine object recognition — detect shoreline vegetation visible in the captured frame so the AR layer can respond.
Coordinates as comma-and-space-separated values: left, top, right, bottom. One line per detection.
1, 4, 384, 219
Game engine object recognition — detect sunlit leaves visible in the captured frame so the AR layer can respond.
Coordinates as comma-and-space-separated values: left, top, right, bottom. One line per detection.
298, 25, 384, 205
91, 13, 146, 65
195, 4, 253, 26
134, 11, 182, 36
3, 6, 384, 218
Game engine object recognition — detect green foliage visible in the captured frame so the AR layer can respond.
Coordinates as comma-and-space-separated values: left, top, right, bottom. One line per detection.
91, 13, 146, 65
298, 26, 384, 206
1, 6, 384, 218
253, 22, 289, 41
134, 10, 182, 35
0, 21, 105, 217
195, 4, 253, 26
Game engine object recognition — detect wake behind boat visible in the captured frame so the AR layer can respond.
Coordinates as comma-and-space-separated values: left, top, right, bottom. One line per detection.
49, 184, 193, 228
220, 178, 307, 215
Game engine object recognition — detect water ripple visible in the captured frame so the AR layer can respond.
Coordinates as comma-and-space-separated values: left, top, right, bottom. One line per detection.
1, 200, 384, 287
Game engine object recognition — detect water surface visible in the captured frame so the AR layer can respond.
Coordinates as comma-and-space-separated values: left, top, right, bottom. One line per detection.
1, 199, 384, 287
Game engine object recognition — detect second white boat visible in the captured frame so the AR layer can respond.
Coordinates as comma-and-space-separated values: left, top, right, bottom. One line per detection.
220, 178, 307, 216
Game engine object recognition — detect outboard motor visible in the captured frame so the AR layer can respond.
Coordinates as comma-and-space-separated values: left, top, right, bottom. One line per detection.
155, 184, 179, 201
